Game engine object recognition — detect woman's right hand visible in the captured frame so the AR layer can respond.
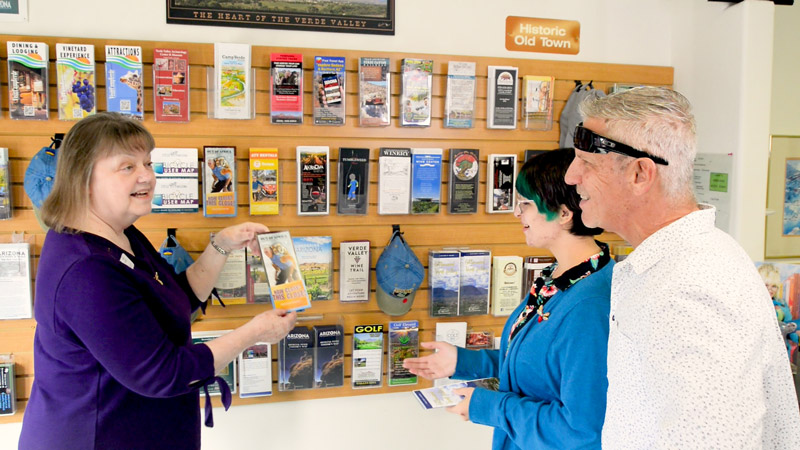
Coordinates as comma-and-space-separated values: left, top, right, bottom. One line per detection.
249, 309, 297, 344
402, 341, 458, 380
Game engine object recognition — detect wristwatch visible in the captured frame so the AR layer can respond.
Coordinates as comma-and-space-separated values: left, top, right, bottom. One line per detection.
210, 238, 229, 256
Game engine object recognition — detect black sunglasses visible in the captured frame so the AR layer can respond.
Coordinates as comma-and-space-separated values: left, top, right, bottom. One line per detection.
573, 124, 669, 166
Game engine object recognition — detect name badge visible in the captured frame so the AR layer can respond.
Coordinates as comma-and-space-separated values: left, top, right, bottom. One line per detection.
120, 253, 134, 269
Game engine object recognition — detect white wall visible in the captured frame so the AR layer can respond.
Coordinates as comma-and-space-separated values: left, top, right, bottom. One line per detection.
771, 2, 800, 136
0, 1, 779, 448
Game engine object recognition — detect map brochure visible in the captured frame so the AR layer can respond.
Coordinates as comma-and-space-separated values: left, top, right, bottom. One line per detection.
413, 378, 499, 409
151, 147, 198, 214
213, 42, 252, 119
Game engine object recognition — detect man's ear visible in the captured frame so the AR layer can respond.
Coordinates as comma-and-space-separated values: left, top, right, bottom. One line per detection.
630, 158, 659, 195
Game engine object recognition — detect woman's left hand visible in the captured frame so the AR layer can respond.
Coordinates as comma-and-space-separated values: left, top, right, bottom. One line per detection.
447, 387, 474, 421
213, 222, 270, 254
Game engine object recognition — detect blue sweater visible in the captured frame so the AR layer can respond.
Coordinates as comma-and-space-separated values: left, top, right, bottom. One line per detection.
453, 261, 613, 450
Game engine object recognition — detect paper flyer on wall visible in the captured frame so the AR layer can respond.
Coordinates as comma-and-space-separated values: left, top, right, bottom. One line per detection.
459, 250, 491, 316
429, 250, 460, 317
246, 247, 272, 304
151, 147, 198, 214
7, 41, 49, 120
256, 231, 311, 312
291, 236, 333, 301
278, 325, 315, 391
56, 43, 96, 121
410, 148, 443, 214
340, 241, 370, 303
191, 331, 237, 395
358, 57, 391, 127
297, 146, 330, 215
249, 148, 280, 216
0, 242, 32, 320
203, 146, 237, 217
448, 149, 479, 214
211, 236, 247, 305
105, 45, 144, 121
378, 148, 412, 215
487, 65, 518, 129
400, 58, 433, 127
387, 320, 419, 386
313, 56, 346, 126
337, 148, 370, 215
153, 48, 190, 123
491, 255, 523, 316
314, 325, 344, 388
0, 149, 11, 220
486, 154, 517, 214
444, 61, 476, 129
239, 342, 272, 398
352, 324, 384, 389
270, 53, 303, 125
413, 378, 499, 409
214, 43, 251, 119
522, 75, 554, 131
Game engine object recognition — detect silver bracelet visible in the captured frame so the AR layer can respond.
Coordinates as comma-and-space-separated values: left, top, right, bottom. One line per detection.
210, 238, 229, 256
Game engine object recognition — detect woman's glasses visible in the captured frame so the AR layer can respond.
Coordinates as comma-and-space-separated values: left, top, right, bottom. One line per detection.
573, 123, 668, 166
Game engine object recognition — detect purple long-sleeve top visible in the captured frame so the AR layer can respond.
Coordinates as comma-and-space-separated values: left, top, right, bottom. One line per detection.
19, 226, 215, 450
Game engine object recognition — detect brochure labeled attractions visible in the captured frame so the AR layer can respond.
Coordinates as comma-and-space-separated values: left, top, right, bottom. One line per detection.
249, 148, 279, 216
337, 148, 370, 215
0, 149, 11, 220
410, 148, 443, 214
246, 247, 271, 304
352, 324, 384, 389
278, 326, 315, 391
0, 242, 32, 320
522, 75, 554, 131
297, 146, 330, 215
203, 146, 237, 217
191, 331, 237, 395
270, 53, 303, 125
486, 154, 517, 214
378, 148, 412, 215
105, 45, 144, 121
358, 57, 390, 127
339, 241, 370, 303
256, 231, 311, 312
459, 250, 491, 316
153, 48, 190, 123
313, 56, 346, 126
413, 378, 499, 409
429, 250, 461, 317
214, 43, 252, 120
387, 320, 419, 386
448, 149, 480, 214
291, 236, 333, 301
487, 65, 519, 129
444, 61, 476, 129
56, 43, 96, 121
314, 325, 344, 388
7, 41, 49, 120
150, 147, 199, 213
491, 255, 524, 316
239, 342, 272, 398
400, 58, 433, 127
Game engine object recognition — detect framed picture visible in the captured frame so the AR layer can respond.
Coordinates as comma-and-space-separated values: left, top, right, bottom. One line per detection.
166, 0, 394, 35
765, 135, 800, 258
0, 0, 28, 22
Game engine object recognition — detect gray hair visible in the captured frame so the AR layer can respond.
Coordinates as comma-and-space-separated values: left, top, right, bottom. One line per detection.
578, 86, 697, 200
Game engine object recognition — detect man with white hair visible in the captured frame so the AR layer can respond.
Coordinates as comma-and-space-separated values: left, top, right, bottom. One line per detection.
564, 86, 800, 448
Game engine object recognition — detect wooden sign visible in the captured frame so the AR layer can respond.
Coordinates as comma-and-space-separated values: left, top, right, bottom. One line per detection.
505, 16, 580, 55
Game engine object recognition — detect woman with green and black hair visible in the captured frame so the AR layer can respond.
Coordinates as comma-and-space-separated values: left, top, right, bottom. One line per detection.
404, 148, 613, 450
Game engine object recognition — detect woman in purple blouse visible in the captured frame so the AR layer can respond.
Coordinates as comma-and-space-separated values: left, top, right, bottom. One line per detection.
19, 112, 297, 450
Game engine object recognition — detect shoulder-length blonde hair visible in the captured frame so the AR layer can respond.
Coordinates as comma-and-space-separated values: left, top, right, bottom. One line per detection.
41, 112, 155, 233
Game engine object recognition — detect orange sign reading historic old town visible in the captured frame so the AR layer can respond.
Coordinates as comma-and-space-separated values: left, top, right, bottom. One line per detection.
505, 16, 580, 55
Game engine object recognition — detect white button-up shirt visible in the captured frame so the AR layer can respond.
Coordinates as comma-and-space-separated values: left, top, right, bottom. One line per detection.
603, 205, 800, 449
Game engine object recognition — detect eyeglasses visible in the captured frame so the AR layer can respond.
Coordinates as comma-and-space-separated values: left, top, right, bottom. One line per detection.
573, 123, 669, 166
516, 199, 534, 214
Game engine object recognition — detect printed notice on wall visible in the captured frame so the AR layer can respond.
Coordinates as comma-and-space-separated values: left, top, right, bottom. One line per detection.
693, 153, 732, 233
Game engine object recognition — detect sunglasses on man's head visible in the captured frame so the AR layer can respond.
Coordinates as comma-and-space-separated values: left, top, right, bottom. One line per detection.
573, 123, 669, 166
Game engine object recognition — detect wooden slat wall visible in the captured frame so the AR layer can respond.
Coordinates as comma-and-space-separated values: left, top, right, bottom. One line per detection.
0, 33, 673, 423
